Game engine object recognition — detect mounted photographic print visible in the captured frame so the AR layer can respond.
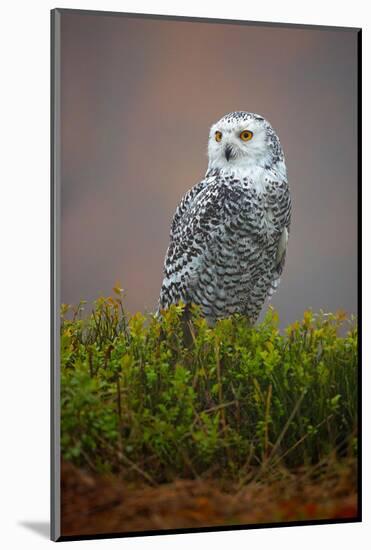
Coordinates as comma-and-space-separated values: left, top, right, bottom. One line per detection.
51, 8, 361, 541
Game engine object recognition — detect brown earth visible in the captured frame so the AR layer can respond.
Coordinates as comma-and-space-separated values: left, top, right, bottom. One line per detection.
61, 460, 358, 537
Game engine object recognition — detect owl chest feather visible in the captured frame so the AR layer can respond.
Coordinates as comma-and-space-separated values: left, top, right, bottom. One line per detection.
222, 179, 281, 244
195, 180, 280, 278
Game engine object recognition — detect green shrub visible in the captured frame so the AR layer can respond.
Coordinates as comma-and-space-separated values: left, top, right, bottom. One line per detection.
60, 290, 358, 483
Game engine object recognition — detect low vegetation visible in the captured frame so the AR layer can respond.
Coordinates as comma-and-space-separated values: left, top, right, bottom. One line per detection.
60, 288, 358, 485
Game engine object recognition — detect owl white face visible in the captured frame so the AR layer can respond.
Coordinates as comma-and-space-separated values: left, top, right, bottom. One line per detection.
207, 112, 283, 176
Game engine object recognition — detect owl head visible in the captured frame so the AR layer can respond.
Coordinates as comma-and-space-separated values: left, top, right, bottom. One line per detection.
207, 112, 284, 176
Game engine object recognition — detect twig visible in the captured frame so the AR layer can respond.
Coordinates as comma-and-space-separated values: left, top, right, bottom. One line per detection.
117, 451, 158, 486
268, 391, 306, 462
271, 414, 334, 467
264, 384, 272, 459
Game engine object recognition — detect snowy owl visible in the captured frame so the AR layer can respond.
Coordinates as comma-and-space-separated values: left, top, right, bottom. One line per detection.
158, 111, 291, 325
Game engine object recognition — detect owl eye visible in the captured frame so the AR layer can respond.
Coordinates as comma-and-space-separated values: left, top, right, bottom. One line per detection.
215, 131, 222, 142
240, 130, 253, 141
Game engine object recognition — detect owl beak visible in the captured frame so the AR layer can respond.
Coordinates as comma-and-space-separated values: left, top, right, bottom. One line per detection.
225, 145, 233, 161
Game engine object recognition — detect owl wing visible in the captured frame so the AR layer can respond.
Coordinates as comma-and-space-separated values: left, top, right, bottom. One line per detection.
168, 177, 211, 241
159, 178, 250, 309
266, 177, 291, 296
158, 177, 211, 309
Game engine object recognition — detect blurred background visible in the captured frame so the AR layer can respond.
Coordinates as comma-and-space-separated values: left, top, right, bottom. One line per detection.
60, 12, 358, 327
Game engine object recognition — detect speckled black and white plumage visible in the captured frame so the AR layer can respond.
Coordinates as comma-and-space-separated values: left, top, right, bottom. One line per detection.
159, 112, 291, 324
